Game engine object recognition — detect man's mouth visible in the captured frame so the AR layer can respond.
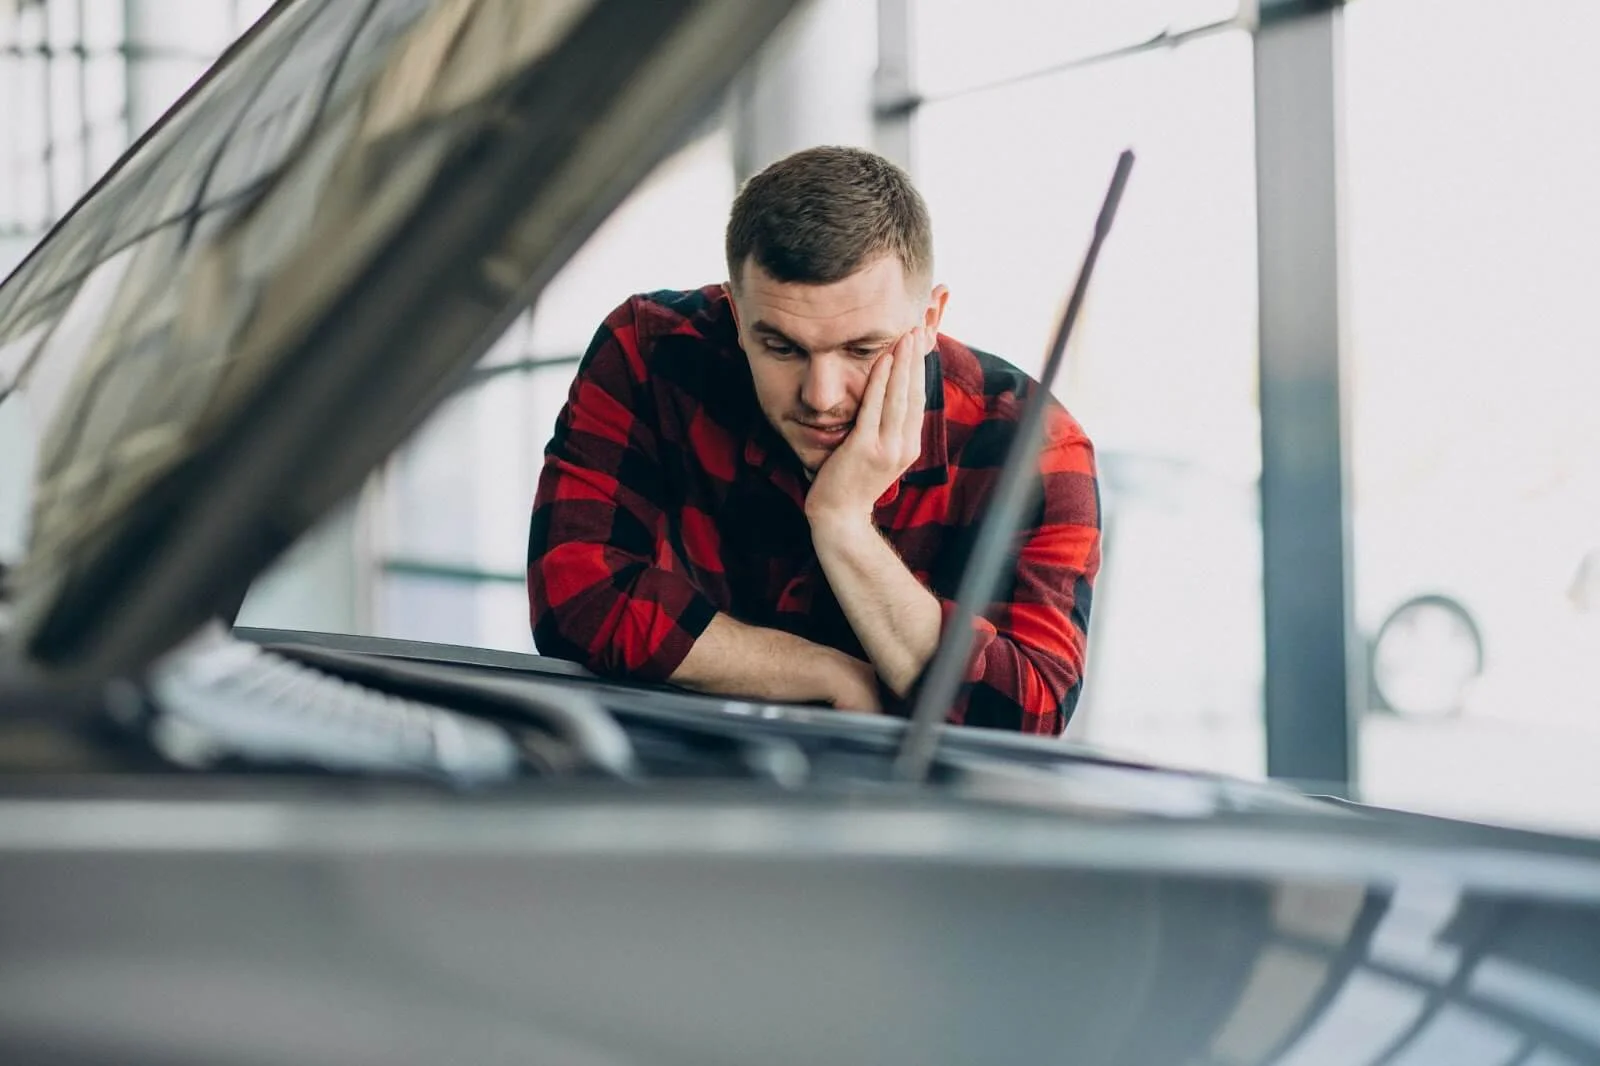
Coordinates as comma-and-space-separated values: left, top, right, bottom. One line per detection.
793, 420, 853, 446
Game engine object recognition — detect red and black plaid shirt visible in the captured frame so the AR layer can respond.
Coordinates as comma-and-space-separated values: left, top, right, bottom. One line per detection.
527, 286, 1101, 735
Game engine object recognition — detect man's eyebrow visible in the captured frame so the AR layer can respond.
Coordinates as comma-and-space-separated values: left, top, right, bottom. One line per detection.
841, 331, 897, 347
751, 320, 803, 347
750, 321, 897, 349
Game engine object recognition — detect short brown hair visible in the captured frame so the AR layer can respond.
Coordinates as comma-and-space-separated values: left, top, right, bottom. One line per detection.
725, 146, 933, 289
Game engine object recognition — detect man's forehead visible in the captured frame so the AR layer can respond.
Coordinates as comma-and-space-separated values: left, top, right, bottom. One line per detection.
736, 257, 920, 342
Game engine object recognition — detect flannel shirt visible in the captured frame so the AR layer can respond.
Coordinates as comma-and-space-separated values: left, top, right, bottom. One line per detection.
527, 285, 1101, 735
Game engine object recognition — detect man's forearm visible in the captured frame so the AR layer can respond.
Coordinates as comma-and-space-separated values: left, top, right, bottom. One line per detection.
669, 612, 875, 708
809, 514, 943, 697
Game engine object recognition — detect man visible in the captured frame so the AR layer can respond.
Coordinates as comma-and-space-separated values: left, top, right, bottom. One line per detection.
527, 146, 1099, 735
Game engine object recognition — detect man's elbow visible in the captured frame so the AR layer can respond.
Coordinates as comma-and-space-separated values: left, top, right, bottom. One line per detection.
965, 641, 1080, 736
529, 597, 609, 677
530, 591, 643, 681
527, 552, 630, 679
530, 569, 707, 685
1032, 655, 1085, 737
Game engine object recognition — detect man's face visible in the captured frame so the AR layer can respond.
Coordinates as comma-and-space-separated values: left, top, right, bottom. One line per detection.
728, 255, 948, 475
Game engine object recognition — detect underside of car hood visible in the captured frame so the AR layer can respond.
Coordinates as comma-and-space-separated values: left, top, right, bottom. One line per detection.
0, 0, 803, 682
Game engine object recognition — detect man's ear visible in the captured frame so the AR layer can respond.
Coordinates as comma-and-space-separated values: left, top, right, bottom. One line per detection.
924, 284, 950, 334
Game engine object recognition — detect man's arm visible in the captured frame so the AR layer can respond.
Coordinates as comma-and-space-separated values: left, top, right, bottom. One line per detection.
528, 297, 878, 710
813, 436, 1100, 734
808, 512, 941, 697
804, 330, 1100, 734
805, 327, 948, 699
924, 495, 1098, 735
671, 614, 882, 711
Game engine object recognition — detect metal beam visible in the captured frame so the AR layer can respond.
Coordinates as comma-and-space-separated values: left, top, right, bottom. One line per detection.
1253, 8, 1355, 791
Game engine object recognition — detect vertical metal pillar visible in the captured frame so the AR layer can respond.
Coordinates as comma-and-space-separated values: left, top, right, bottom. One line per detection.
1254, 7, 1356, 791
873, 0, 914, 171
729, 0, 879, 184
39, 0, 56, 223
74, 0, 90, 194
121, 0, 146, 134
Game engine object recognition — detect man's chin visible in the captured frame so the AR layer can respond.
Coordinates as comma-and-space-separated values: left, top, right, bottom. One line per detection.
796, 445, 837, 477
781, 436, 829, 472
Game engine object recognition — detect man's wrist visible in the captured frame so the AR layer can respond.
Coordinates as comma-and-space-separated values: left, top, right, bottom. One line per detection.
674, 613, 857, 705
805, 504, 877, 546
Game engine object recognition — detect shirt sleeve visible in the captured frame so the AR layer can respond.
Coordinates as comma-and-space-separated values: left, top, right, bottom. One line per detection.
527, 297, 717, 681
923, 423, 1101, 736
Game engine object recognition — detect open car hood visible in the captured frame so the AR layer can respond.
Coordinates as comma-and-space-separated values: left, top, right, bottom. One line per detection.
0, 0, 803, 681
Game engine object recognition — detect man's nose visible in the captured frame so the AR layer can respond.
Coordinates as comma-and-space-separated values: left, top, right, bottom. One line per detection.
799, 355, 850, 414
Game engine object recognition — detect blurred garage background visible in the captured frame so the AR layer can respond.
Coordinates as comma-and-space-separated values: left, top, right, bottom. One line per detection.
4, 0, 1599, 834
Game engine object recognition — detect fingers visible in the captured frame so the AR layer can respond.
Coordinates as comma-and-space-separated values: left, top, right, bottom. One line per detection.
835, 664, 884, 714
892, 327, 929, 457
884, 327, 933, 442
820, 655, 884, 714
881, 331, 916, 441
856, 345, 894, 436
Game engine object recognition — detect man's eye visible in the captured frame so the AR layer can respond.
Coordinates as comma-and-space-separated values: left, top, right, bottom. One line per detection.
763, 341, 797, 357
848, 347, 881, 359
